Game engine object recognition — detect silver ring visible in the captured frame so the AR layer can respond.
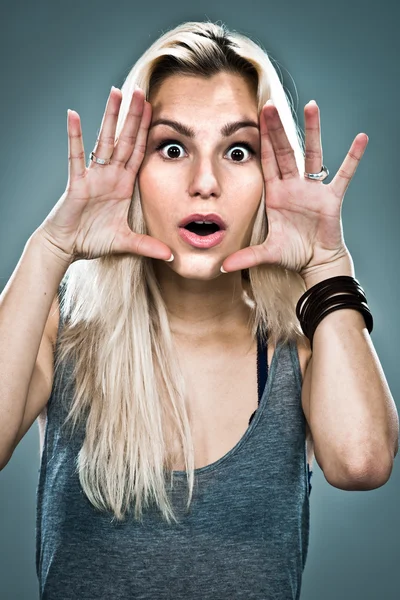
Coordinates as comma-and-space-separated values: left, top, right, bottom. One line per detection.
304, 165, 329, 181
90, 151, 112, 165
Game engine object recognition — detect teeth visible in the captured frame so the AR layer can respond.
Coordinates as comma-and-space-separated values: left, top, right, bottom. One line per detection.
194, 220, 214, 224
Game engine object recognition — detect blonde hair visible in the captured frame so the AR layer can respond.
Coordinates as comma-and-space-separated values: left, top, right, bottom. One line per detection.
55, 20, 309, 525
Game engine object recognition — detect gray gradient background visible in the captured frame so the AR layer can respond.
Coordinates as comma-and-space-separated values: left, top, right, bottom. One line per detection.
0, 0, 399, 599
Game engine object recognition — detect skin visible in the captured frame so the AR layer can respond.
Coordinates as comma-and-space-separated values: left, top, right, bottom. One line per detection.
138, 72, 264, 339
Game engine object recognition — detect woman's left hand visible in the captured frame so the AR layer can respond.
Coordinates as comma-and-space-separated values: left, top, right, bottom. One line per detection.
220, 99, 369, 283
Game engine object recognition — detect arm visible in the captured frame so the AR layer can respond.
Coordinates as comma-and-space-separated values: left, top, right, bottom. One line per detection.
301, 254, 399, 490
0, 230, 71, 468
217, 98, 399, 487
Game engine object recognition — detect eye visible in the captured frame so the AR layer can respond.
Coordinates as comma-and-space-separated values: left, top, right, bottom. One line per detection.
225, 142, 256, 163
154, 139, 256, 162
155, 139, 186, 160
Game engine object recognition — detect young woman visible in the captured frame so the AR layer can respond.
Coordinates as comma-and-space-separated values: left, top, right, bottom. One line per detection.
0, 20, 397, 600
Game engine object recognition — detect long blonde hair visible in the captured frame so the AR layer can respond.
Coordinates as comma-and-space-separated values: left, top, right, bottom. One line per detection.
55, 20, 308, 525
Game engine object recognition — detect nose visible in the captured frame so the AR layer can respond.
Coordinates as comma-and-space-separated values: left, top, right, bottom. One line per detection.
187, 157, 222, 199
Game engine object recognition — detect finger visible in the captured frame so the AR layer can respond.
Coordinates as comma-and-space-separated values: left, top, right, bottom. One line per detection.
89, 87, 122, 169
304, 100, 323, 176
221, 242, 281, 272
263, 101, 299, 180
67, 110, 86, 181
125, 100, 152, 174
260, 102, 280, 184
112, 86, 146, 167
329, 133, 369, 199
115, 230, 174, 261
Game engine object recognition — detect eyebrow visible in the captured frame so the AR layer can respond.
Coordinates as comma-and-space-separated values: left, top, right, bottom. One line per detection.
149, 118, 259, 138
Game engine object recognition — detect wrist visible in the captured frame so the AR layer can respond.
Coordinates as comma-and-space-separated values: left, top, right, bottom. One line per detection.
300, 253, 355, 291
30, 228, 74, 270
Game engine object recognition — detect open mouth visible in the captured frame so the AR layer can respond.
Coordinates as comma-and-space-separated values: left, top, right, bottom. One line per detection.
182, 221, 221, 236
178, 217, 226, 248
178, 214, 226, 248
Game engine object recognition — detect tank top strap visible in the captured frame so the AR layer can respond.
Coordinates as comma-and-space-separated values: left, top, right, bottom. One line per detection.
257, 328, 268, 405
248, 329, 268, 426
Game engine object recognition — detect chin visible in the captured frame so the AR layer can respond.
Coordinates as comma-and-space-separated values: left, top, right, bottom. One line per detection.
168, 254, 225, 281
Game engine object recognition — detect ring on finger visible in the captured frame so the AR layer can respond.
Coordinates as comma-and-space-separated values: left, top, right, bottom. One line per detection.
90, 151, 112, 165
304, 165, 329, 181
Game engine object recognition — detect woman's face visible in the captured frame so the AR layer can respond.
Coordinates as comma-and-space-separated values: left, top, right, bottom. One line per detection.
138, 71, 264, 280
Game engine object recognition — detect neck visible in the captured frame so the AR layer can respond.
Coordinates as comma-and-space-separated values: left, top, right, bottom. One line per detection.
153, 262, 253, 343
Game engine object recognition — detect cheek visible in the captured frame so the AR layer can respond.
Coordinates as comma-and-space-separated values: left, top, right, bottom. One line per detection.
137, 165, 168, 233
232, 177, 263, 242
234, 175, 263, 218
138, 158, 180, 200
138, 163, 159, 203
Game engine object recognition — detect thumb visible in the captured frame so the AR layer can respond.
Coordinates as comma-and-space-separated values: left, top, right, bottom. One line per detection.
220, 242, 281, 273
113, 230, 174, 261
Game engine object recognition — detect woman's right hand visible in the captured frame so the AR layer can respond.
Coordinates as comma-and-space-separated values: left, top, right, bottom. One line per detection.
37, 86, 173, 264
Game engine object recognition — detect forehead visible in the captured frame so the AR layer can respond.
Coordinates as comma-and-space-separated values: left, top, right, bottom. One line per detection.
149, 72, 258, 115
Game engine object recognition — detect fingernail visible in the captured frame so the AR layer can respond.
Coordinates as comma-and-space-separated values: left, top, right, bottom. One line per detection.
165, 253, 174, 262
220, 266, 227, 273
308, 100, 317, 105
266, 99, 274, 106
134, 83, 143, 92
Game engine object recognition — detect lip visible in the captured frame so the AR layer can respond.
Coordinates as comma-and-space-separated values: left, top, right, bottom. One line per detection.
178, 213, 227, 230
178, 227, 226, 249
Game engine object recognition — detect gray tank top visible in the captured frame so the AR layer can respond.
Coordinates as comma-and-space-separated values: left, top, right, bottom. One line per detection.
35, 298, 311, 599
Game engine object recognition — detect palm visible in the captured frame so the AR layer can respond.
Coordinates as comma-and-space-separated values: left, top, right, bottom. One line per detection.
48, 164, 140, 260
68, 164, 137, 235
259, 177, 344, 273
64, 175, 135, 257
77, 159, 138, 203
43, 87, 173, 262
221, 100, 368, 278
